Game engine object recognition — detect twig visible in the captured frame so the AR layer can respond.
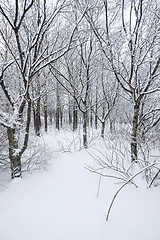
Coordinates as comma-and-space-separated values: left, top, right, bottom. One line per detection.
97, 169, 102, 198
149, 169, 160, 188
106, 163, 155, 221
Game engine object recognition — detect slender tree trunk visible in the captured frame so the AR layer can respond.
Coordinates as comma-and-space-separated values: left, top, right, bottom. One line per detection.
56, 80, 61, 130
95, 84, 98, 129
90, 107, 93, 127
60, 107, 63, 128
56, 100, 61, 130
35, 97, 41, 136
101, 103, 105, 138
73, 101, 78, 131
109, 117, 115, 134
86, 106, 89, 127
56, 105, 60, 130
83, 111, 88, 148
49, 111, 53, 125
31, 84, 37, 134
35, 74, 41, 136
101, 121, 105, 138
32, 102, 36, 130
131, 104, 140, 162
68, 97, 72, 125
44, 97, 48, 133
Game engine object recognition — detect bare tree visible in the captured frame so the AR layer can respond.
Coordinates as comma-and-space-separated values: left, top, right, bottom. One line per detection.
85, 0, 160, 161
50, 35, 97, 147
0, 0, 77, 178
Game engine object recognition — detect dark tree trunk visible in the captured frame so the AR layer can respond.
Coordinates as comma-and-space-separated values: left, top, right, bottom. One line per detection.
33, 73, 41, 136
95, 84, 98, 129
60, 108, 63, 128
43, 95, 48, 133
68, 97, 72, 125
32, 102, 36, 131
86, 108, 89, 127
69, 107, 72, 125
56, 81, 61, 130
56, 106, 60, 130
131, 104, 140, 162
7, 127, 22, 179
44, 105, 47, 133
83, 111, 88, 148
101, 121, 105, 138
101, 103, 105, 138
35, 97, 41, 136
49, 111, 53, 125
56, 98, 61, 130
73, 101, 78, 131
95, 109, 98, 129
90, 107, 93, 127
109, 117, 115, 134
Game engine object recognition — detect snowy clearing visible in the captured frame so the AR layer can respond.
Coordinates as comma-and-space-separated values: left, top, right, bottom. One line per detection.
0, 130, 160, 240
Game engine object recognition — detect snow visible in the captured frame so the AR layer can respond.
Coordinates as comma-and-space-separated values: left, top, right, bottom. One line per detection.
0, 130, 160, 240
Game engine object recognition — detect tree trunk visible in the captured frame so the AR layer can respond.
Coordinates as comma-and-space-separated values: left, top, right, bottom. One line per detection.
101, 121, 105, 138
68, 97, 72, 125
35, 97, 41, 136
44, 100, 48, 133
101, 103, 105, 138
56, 80, 61, 130
34, 73, 41, 136
109, 117, 115, 134
131, 104, 140, 162
60, 107, 63, 128
49, 111, 53, 125
90, 107, 93, 127
95, 84, 98, 129
32, 102, 36, 131
7, 100, 31, 179
7, 127, 22, 179
83, 111, 88, 148
56, 105, 60, 130
73, 101, 78, 131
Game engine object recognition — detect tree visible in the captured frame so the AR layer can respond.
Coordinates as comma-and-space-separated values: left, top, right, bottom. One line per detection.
50, 35, 97, 147
0, 0, 77, 178
85, 0, 160, 161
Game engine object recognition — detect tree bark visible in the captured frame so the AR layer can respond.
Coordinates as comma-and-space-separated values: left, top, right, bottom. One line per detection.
44, 100, 48, 133
7, 100, 31, 179
90, 107, 93, 127
73, 101, 78, 131
101, 121, 105, 138
131, 104, 140, 162
49, 111, 53, 125
60, 107, 63, 128
7, 127, 22, 179
83, 111, 88, 148
35, 97, 41, 136
101, 103, 105, 138
68, 97, 72, 125
95, 84, 98, 129
56, 105, 60, 130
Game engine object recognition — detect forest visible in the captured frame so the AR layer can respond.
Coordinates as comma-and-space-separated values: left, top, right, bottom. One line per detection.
0, 0, 160, 239
0, 0, 159, 181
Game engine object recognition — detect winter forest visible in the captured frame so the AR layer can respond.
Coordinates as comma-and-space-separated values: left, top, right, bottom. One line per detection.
0, 0, 160, 239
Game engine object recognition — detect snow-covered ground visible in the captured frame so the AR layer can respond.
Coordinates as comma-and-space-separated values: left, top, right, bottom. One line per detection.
0, 129, 160, 240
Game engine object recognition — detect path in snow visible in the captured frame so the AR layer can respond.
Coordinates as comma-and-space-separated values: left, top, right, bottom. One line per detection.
0, 132, 160, 240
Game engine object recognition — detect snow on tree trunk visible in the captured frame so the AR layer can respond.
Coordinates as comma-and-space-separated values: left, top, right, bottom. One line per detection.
131, 104, 140, 162
7, 127, 22, 179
